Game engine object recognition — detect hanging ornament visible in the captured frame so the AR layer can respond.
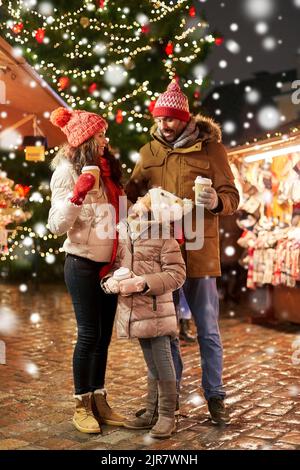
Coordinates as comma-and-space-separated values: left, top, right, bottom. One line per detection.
11, 22, 23, 34
215, 36, 224, 46
165, 41, 174, 56
115, 109, 123, 124
80, 17, 90, 28
141, 24, 150, 34
148, 100, 157, 113
58, 76, 70, 90
14, 184, 31, 198
189, 6, 196, 17
99, 0, 105, 8
35, 28, 45, 44
194, 90, 201, 99
88, 82, 97, 94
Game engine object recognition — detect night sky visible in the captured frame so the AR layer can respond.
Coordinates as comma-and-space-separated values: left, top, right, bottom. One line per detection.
201, 0, 299, 85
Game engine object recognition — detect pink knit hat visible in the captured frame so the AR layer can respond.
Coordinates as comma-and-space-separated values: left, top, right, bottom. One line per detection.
152, 80, 190, 122
50, 107, 108, 147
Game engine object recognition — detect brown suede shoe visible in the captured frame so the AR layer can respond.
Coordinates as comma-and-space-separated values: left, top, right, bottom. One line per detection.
92, 389, 125, 426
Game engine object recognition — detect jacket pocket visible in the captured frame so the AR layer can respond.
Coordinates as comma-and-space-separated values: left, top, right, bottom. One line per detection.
143, 155, 166, 188
186, 158, 210, 173
143, 150, 166, 169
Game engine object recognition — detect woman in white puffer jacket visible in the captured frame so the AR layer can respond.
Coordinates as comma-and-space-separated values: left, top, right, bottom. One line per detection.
48, 107, 125, 434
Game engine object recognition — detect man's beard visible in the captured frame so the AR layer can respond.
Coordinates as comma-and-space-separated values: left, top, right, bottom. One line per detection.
162, 129, 176, 141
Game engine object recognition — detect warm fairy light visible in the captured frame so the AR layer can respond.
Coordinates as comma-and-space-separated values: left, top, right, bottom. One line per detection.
244, 144, 300, 163
1, 0, 216, 118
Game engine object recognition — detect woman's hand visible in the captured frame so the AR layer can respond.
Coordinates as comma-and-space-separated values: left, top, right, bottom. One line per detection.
70, 173, 95, 205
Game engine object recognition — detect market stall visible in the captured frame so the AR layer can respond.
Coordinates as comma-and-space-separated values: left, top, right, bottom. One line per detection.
0, 36, 66, 148
228, 127, 300, 324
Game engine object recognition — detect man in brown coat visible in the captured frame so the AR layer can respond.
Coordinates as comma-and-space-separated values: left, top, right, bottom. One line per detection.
126, 80, 239, 425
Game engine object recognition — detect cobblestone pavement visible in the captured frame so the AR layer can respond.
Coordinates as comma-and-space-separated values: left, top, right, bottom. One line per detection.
0, 283, 300, 451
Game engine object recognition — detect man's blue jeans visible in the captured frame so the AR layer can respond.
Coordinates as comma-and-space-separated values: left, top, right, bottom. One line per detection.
172, 277, 226, 401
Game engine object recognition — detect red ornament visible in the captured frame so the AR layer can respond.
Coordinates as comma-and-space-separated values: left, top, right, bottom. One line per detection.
189, 6, 196, 17
115, 109, 123, 124
165, 41, 174, 56
148, 100, 157, 113
12, 22, 24, 34
141, 24, 150, 34
58, 76, 70, 90
215, 37, 224, 46
99, 0, 105, 8
35, 28, 45, 44
194, 90, 201, 99
14, 184, 31, 198
88, 82, 97, 94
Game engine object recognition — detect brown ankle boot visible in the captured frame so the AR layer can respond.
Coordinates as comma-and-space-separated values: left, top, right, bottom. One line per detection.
73, 392, 101, 434
92, 389, 125, 426
124, 378, 158, 430
149, 380, 177, 439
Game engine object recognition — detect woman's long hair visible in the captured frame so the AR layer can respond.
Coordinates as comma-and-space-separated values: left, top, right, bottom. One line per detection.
54, 136, 123, 187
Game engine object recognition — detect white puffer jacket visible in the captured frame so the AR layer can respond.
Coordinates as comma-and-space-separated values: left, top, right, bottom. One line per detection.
48, 156, 114, 262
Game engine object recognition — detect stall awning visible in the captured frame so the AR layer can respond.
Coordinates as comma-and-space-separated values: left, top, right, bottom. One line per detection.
227, 127, 300, 163
0, 36, 67, 148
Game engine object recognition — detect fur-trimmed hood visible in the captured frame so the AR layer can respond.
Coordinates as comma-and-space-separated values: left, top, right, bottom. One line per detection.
50, 146, 69, 171
151, 113, 222, 145
194, 113, 222, 143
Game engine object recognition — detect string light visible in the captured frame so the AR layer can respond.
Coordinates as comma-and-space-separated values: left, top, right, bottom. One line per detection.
0, 0, 219, 232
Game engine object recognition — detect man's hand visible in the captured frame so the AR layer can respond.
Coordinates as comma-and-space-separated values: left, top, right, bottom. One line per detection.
197, 187, 219, 211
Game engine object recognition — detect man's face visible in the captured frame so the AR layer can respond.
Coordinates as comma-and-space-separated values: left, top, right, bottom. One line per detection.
155, 117, 187, 142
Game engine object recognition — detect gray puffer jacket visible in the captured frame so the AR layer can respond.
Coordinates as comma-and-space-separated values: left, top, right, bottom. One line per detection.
48, 155, 114, 262
106, 220, 186, 339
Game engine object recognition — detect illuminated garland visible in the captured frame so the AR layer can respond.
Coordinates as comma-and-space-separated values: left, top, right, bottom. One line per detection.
1, 0, 215, 110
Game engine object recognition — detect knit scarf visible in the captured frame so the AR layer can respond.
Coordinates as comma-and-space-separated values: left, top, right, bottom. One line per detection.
98, 157, 123, 279
157, 117, 199, 149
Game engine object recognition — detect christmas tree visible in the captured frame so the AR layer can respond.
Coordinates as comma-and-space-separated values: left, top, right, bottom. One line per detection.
0, 0, 220, 281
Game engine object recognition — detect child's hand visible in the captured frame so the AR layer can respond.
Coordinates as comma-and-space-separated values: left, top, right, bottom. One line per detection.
102, 277, 120, 294
129, 194, 151, 218
119, 276, 146, 296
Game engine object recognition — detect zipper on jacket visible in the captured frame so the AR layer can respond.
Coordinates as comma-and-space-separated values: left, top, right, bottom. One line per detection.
152, 295, 157, 311
127, 238, 134, 337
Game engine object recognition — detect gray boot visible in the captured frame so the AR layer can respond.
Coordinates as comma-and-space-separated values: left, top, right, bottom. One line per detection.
124, 378, 158, 430
149, 380, 177, 439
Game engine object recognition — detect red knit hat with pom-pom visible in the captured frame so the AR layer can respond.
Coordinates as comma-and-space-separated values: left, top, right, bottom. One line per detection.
152, 80, 190, 122
50, 107, 108, 147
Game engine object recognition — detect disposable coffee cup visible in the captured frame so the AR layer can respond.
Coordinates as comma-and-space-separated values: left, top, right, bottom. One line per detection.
194, 176, 212, 206
113, 267, 132, 281
81, 165, 100, 192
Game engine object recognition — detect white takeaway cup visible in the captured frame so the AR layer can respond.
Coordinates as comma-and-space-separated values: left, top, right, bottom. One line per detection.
194, 176, 212, 205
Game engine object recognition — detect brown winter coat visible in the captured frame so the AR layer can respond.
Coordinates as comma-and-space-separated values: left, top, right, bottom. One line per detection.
107, 222, 186, 340
125, 114, 240, 277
